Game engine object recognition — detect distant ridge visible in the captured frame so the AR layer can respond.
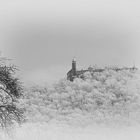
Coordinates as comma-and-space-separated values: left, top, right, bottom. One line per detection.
67, 59, 138, 81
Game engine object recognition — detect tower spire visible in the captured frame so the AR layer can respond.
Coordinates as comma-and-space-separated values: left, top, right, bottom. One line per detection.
73, 57, 76, 62
72, 58, 76, 75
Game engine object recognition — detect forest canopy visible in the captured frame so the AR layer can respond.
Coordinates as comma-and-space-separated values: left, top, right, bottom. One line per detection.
23, 67, 140, 125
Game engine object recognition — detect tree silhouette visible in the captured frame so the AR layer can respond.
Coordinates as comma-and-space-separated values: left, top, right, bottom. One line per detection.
0, 57, 24, 128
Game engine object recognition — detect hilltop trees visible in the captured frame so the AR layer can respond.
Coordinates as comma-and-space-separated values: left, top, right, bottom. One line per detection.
23, 68, 140, 125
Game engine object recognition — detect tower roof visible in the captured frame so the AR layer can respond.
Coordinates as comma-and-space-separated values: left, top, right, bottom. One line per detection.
72, 57, 76, 62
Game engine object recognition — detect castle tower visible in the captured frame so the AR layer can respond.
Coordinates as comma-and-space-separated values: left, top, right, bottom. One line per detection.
72, 58, 76, 75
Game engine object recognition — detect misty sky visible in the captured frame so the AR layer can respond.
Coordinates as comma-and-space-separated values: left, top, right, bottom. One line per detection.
0, 0, 140, 84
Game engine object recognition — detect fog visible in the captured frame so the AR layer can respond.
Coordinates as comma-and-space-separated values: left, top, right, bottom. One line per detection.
0, 0, 140, 83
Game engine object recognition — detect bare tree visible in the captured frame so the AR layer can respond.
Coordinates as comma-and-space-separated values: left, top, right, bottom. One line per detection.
0, 57, 24, 128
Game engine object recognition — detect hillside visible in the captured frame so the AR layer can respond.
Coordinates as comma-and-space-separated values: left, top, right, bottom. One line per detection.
20, 68, 140, 126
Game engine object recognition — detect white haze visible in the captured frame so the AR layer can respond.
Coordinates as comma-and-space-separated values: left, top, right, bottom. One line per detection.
1, 0, 140, 140
0, 123, 140, 140
1, 0, 140, 84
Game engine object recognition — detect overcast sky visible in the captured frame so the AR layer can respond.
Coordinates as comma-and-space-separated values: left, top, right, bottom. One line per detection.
0, 0, 140, 84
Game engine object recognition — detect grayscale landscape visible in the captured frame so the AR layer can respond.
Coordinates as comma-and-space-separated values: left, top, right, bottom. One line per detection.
0, 0, 140, 140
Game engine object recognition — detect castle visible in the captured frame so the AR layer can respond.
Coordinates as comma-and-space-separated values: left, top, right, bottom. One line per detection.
67, 59, 105, 81
67, 59, 137, 81
67, 59, 87, 81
